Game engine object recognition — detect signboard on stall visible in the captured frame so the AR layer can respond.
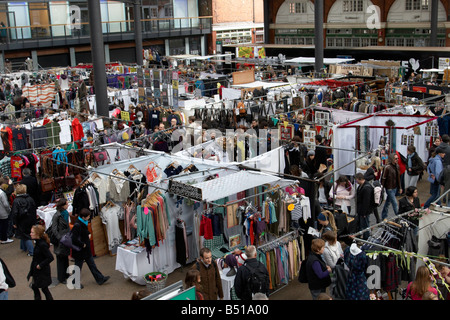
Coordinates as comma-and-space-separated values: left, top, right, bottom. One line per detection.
168, 180, 203, 202
438, 58, 450, 70
279, 123, 294, 141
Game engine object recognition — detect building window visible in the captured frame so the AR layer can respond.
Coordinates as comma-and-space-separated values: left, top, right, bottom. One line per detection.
406, 0, 428, 10
290, 2, 306, 14
343, 0, 363, 12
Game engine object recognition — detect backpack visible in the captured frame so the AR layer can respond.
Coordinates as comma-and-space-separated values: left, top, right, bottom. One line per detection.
244, 262, 268, 297
372, 181, 384, 207
439, 165, 450, 186
16, 198, 30, 217
298, 259, 308, 283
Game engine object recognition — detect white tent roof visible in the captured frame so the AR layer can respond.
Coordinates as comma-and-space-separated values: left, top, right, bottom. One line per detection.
231, 80, 290, 89
168, 54, 234, 60
191, 170, 292, 202
284, 57, 355, 65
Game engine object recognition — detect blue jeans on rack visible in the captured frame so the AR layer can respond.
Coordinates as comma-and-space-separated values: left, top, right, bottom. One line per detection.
381, 188, 398, 220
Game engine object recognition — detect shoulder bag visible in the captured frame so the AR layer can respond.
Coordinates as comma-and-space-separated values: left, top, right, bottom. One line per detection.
60, 229, 82, 251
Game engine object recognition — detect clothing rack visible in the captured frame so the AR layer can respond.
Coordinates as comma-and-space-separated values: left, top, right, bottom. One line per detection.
351, 236, 450, 269
212, 182, 299, 208
257, 230, 298, 251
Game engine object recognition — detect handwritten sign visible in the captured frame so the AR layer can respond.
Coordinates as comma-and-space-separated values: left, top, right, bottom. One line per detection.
168, 180, 203, 201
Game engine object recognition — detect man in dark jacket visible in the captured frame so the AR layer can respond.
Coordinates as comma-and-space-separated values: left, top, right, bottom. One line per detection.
11, 184, 36, 256
71, 208, 109, 289
355, 173, 374, 240
381, 153, 402, 220
314, 135, 328, 169
438, 134, 450, 166
234, 245, 270, 300
195, 247, 223, 300
21, 168, 40, 206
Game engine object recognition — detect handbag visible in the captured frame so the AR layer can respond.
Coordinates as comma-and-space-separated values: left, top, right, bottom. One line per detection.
60, 230, 82, 251
93, 150, 109, 165
54, 176, 65, 189
332, 258, 349, 300
65, 174, 76, 187
41, 177, 55, 192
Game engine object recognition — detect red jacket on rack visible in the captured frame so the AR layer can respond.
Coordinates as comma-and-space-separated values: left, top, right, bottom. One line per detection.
71, 118, 84, 142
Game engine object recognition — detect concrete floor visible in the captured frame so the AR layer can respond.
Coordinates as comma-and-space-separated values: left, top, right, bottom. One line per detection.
1, 175, 431, 300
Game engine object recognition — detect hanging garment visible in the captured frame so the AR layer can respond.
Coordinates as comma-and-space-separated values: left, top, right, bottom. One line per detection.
1, 127, 13, 152
12, 127, 28, 151
344, 247, 370, 300
175, 220, 188, 266
71, 117, 84, 142
100, 204, 123, 250
32, 126, 49, 149
45, 121, 61, 146
58, 119, 72, 144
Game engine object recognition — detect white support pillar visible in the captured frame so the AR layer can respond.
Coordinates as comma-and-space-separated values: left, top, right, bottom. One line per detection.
201, 35, 206, 56
165, 39, 170, 56
31, 50, 38, 71
69, 47, 76, 67
104, 44, 110, 63
185, 37, 190, 54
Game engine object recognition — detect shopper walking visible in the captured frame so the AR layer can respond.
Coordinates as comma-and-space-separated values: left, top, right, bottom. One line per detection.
194, 247, 223, 300
404, 145, 425, 188
71, 208, 110, 288
51, 198, 71, 284
381, 153, 402, 219
329, 175, 355, 214
305, 238, 331, 299
0, 184, 12, 244
21, 168, 40, 207
321, 230, 343, 299
355, 172, 374, 240
364, 156, 382, 223
27, 225, 54, 300
398, 186, 421, 226
424, 151, 443, 208
11, 184, 36, 256
234, 245, 270, 300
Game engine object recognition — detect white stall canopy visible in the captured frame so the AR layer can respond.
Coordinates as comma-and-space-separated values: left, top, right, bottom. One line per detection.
284, 57, 355, 65
185, 170, 293, 202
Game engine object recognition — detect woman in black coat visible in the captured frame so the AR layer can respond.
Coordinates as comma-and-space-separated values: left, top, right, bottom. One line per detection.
51, 198, 71, 284
27, 224, 54, 300
398, 186, 421, 225
11, 184, 36, 256
71, 208, 109, 288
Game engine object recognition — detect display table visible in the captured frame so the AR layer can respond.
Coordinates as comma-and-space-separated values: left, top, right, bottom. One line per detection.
115, 244, 148, 285
220, 267, 236, 300
37, 203, 73, 230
